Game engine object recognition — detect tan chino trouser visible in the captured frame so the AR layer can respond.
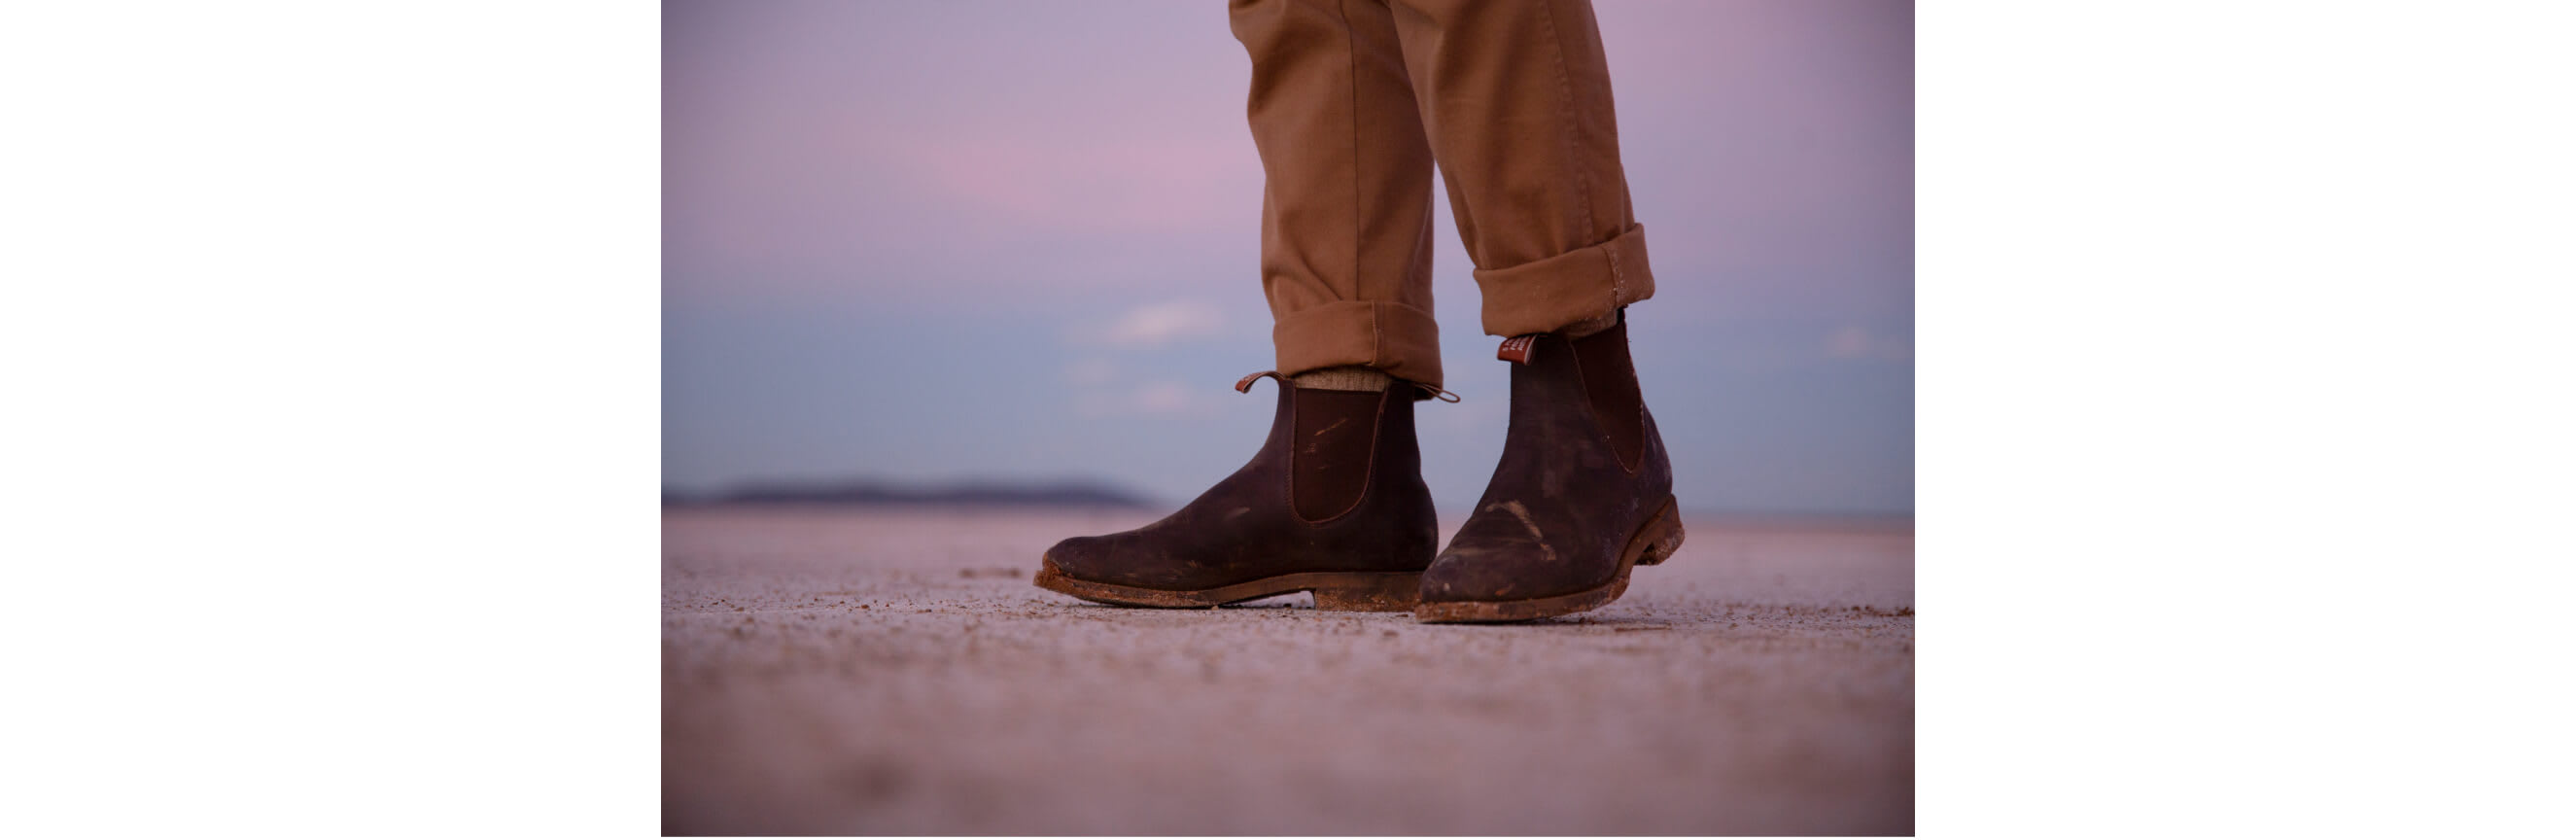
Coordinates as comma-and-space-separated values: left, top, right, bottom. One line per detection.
1231, 0, 1655, 390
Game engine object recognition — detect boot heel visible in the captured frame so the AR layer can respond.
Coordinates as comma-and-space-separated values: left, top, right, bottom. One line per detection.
1631, 500, 1687, 566
1309, 573, 1423, 612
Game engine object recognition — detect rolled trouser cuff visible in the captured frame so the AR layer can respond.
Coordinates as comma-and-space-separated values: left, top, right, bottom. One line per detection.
1272, 300, 1445, 390
1472, 224, 1655, 337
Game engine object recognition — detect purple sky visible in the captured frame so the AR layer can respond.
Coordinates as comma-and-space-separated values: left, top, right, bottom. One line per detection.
665, 0, 1913, 514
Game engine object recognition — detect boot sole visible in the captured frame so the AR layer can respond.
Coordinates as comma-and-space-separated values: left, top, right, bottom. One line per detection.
1412, 496, 1686, 624
1032, 564, 1424, 612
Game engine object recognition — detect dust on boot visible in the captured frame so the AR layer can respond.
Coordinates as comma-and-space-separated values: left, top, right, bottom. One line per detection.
1415, 312, 1684, 622
1034, 371, 1443, 612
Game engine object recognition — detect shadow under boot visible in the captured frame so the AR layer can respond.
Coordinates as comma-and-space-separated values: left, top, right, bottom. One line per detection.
1034, 372, 1441, 612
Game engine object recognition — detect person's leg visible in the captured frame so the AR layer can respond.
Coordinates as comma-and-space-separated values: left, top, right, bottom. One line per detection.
1388, 0, 1654, 339
1031, 0, 1444, 612
1236, 0, 1446, 390
1386, 0, 1684, 622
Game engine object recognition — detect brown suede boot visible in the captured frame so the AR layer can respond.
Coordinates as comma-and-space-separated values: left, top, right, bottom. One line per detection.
1414, 312, 1685, 622
1033, 372, 1442, 611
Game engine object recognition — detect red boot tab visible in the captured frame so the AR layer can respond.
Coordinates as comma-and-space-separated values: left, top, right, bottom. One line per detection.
1497, 335, 1539, 365
1234, 370, 1282, 393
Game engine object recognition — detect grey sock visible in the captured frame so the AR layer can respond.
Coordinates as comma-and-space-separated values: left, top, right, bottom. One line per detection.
1289, 366, 1394, 392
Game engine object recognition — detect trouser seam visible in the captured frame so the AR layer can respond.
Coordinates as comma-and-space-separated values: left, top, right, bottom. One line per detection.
1370, 303, 1384, 368
1603, 233, 1625, 310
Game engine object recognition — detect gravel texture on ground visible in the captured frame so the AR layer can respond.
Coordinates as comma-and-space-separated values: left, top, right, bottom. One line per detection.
664, 508, 1913, 835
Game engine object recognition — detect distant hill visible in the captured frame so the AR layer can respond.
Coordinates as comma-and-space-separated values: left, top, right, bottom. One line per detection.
664, 478, 1154, 508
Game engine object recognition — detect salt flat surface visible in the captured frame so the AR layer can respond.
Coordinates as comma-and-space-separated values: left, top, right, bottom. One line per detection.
664, 508, 1913, 835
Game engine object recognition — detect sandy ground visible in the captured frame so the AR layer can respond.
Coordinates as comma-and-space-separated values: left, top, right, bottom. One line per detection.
664, 508, 1913, 835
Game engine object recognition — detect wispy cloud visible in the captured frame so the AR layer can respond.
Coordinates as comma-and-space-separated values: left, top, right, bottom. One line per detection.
1094, 299, 1226, 347
1828, 325, 1913, 361
1828, 325, 1872, 358
1133, 381, 1195, 413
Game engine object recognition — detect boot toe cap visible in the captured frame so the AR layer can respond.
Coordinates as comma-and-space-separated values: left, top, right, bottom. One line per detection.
1418, 545, 1535, 604
1042, 532, 1194, 589
1419, 536, 1616, 604
1042, 535, 1119, 581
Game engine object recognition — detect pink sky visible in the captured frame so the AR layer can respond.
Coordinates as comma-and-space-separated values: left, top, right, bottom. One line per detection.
665, 0, 1915, 513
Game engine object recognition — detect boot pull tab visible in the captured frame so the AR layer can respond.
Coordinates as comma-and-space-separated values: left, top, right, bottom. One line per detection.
1233, 370, 1282, 393
1497, 334, 1539, 365
1410, 382, 1462, 403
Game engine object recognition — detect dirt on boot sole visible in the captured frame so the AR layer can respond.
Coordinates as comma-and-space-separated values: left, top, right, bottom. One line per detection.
1033, 563, 1424, 612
